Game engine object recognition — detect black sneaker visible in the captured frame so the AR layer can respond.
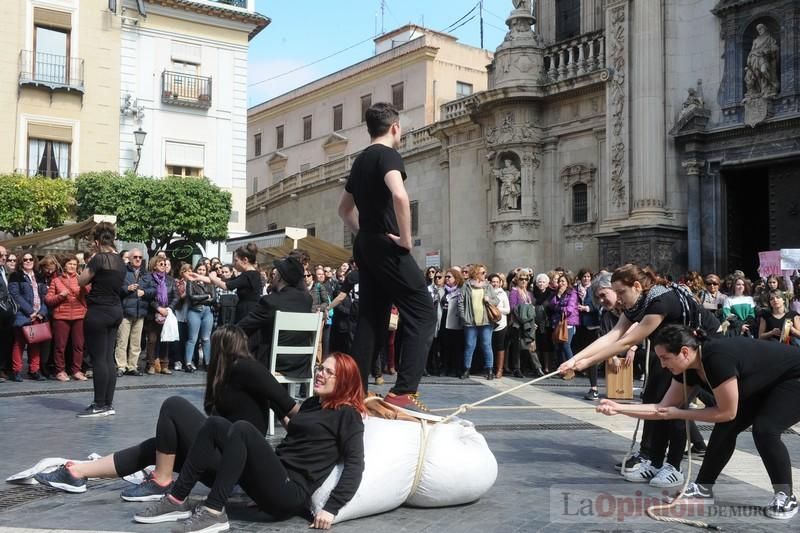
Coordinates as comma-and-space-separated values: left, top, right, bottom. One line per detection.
584, 389, 600, 401
765, 492, 798, 520
76, 403, 113, 418
171, 505, 229, 533
615, 452, 644, 473
121, 474, 172, 502
28, 371, 47, 381
134, 495, 193, 524
669, 482, 714, 505
683, 444, 707, 458
11, 373, 23, 383
34, 464, 87, 494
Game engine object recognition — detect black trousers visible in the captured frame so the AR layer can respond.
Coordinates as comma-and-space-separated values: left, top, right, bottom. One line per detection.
641, 362, 686, 469
113, 396, 209, 483
440, 328, 463, 375
84, 304, 122, 406
172, 417, 308, 517
351, 232, 435, 394
0, 315, 12, 374
696, 379, 800, 494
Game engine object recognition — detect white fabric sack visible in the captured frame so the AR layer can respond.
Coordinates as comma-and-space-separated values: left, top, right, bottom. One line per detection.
311, 416, 497, 524
311, 417, 420, 523
406, 418, 497, 507
160, 309, 179, 342
6, 453, 103, 485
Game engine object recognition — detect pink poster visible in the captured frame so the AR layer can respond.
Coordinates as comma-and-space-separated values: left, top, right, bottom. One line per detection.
758, 250, 782, 278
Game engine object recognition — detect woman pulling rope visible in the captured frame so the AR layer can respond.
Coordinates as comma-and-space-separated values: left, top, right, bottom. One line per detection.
598, 324, 800, 521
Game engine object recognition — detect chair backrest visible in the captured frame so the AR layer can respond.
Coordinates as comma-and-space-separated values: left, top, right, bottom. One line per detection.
268, 311, 323, 378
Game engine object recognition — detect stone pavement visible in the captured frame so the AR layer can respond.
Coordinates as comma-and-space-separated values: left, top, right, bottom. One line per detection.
1, 371, 799, 533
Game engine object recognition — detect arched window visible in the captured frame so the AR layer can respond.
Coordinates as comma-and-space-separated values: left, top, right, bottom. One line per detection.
572, 183, 588, 223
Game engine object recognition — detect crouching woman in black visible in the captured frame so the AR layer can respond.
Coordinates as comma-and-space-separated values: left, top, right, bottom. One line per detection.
34, 325, 299, 502
597, 324, 800, 520
134, 351, 366, 532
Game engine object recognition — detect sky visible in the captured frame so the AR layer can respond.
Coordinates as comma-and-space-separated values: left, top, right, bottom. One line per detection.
247, 0, 516, 107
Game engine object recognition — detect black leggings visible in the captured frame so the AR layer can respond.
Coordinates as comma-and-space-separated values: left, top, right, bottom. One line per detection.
113, 396, 209, 480
84, 304, 122, 406
696, 379, 800, 494
171, 417, 309, 517
641, 363, 686, 469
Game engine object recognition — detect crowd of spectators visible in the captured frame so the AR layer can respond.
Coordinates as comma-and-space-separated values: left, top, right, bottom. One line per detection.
2, 239, 799, 392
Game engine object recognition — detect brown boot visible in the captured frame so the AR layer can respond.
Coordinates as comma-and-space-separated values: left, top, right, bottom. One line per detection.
494, 351, 505, 379
153, 359, 161, 374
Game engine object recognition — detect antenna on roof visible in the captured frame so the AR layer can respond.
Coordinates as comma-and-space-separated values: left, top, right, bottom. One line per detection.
380, 0, 386, 34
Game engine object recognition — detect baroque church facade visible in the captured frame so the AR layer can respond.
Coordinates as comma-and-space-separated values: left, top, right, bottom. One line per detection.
247, 0, 800, 277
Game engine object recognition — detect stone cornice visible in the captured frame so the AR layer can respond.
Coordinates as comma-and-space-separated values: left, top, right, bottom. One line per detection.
145, 0, 270, 39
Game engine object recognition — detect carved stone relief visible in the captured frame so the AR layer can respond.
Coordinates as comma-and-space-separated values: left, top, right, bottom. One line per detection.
560, 163, 597, 191
626, 242, 651, 267
607, 4, 627, 209
743, 23, 780, 127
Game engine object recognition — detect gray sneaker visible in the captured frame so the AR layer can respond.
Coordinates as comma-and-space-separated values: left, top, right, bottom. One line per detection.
171, 505, 229, 533
133, 495, 193, 524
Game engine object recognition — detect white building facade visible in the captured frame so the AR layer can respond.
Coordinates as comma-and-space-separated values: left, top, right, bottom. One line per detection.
118, 0, 268, 260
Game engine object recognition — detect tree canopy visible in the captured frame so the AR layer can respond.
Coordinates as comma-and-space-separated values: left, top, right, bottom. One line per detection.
75, 172, 232, 256
0, 174, 75, 236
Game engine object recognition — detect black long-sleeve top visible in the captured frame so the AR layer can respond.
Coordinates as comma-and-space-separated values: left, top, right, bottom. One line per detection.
276, 396, 365, 516
211, 358, 296, 435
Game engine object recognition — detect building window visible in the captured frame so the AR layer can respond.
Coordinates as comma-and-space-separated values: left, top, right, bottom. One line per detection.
333, 104, 343, 132
572, 183, 588, 223
34, 25, 70, 85
410, 200, 419, 236
267, 222, 278, 231
556, 0, 581, 41
305, 224, 316, 237
456, 81, 473, 98
28, 138, 70, 178
392, 82, 404, 110
360, 94, 372, 122
254, 133, 261, 157
276, 125, 284, 149
303, 115, 312, 141
167, 166, 202, 178
251, 176, 258, 195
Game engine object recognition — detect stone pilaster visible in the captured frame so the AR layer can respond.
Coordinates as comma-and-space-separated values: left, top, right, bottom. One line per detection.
604, 0, 630, 218
629, 0, 666, 219
682, 159, 704, 271
536, 0, 555, 43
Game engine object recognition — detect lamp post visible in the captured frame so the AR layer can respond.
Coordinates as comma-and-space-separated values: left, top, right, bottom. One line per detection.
133, 127, 147, 174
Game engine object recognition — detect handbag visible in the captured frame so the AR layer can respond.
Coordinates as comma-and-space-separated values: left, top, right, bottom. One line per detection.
553, 311, 569, 343
21, 320, 52, 345
485, 302, 501, 324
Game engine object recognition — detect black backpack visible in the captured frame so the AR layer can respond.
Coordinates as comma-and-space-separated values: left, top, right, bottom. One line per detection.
671, 284, 721, 335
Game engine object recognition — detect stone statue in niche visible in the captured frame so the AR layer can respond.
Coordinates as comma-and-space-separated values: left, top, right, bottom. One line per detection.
494, 159, 522, 211
744, 23, 779, 99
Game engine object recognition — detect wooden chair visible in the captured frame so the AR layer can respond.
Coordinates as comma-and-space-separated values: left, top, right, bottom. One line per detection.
267, 311, 324, 435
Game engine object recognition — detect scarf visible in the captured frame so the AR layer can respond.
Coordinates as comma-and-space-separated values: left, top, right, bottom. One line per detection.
27, 272, 41, 314
152, 272, 168, 307
623, 283, 671, 323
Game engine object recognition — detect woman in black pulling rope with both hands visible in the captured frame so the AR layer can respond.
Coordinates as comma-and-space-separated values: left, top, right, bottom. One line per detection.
598, 325, 800, 520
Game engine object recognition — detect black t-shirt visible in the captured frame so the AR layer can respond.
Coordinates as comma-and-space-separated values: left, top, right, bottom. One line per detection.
345, 144, 407, 235
85, 252, 125, 307
674, 337, 800, 401
225, 270, 262, 305
276, 396, 364, 515
624, 290, 685, 339
758, 309, 796, 341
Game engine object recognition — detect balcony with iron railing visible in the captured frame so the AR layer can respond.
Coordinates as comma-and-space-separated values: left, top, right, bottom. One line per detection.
19, 50, 84, 93
161, 71, 212, 109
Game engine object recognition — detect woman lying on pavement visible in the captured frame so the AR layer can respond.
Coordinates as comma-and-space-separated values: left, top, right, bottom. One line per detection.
597, 324, 800, 520
133, 351, 366, 532
34, 325, 299, 502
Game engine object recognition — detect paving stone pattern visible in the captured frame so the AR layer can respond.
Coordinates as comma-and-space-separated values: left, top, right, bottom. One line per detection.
0, 373, 798, 532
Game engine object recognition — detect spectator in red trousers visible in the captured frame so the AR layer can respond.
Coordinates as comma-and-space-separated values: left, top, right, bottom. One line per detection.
45, 254, 89, 382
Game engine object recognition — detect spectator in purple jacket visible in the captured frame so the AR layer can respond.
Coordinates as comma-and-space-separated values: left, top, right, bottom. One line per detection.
550, 271, 580, 364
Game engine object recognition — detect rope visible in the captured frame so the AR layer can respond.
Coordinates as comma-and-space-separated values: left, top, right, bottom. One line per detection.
438, 370, 562, 424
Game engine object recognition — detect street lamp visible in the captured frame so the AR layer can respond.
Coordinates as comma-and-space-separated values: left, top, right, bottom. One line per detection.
133, 127, 147, 173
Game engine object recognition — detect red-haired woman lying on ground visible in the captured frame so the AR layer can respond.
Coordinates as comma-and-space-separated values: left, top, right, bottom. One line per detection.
133, 351, 366, 532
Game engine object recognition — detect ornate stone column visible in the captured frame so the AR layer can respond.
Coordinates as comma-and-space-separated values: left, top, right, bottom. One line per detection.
629, 0, 666, 218
604, 0, 630, 219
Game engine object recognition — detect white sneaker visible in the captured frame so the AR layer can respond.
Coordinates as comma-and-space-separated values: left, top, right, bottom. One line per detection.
669, 482, 714, 505
174, 361, 182, 371
650, 463, 684, 488
623, 459, 657, 483
765, 492, 798, 520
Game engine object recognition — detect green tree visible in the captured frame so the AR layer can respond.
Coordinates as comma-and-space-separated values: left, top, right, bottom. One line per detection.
0, 174, 75, 236
76, 172, 232, 256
